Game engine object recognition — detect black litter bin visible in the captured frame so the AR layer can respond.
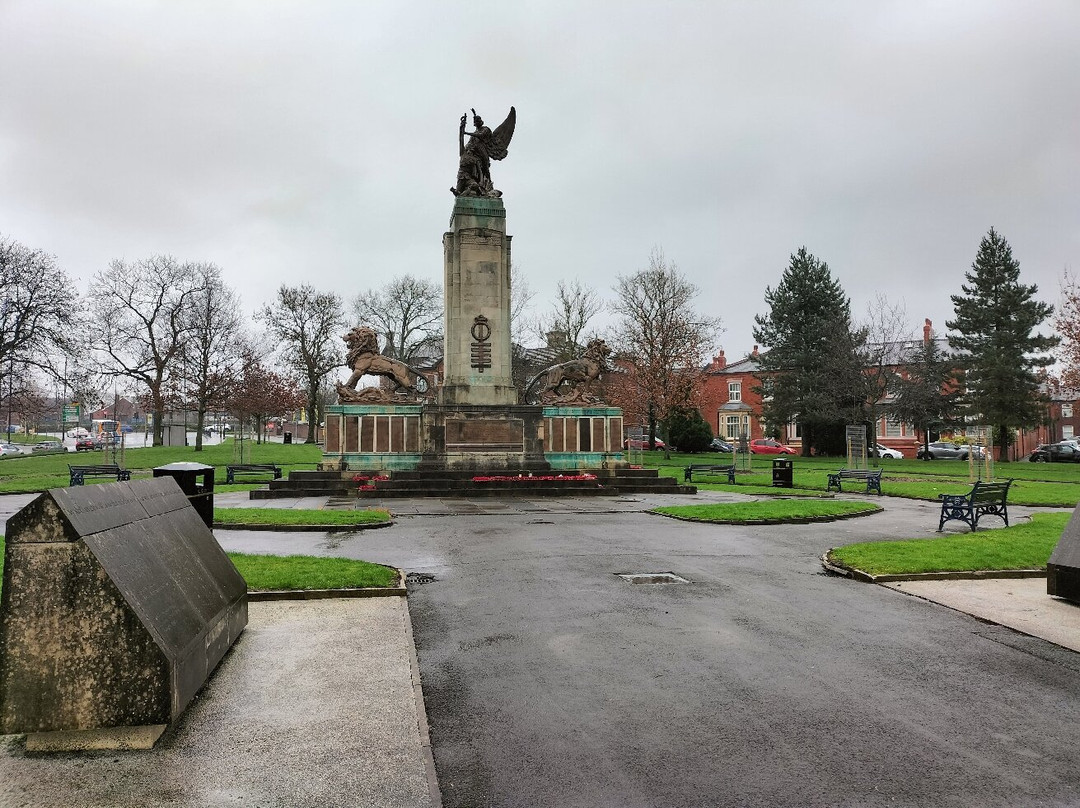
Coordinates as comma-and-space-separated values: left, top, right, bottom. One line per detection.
284, 431, 292, 445
153, 462, 215, 527
772, 458, 793, 488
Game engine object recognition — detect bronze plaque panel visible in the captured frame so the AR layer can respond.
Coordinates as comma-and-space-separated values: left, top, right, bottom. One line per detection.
344, 416, 359, 453
325, 418, 340, 453
375, 416, 390, 452
551, 418, 565, 452
578, 419, 591, 452
359, 417, 374, 453
406, 417, 420, 452
390, 417, 404, 452
610, 417, 623, 450
592, 418, 605, 452
445, 418, 524, 452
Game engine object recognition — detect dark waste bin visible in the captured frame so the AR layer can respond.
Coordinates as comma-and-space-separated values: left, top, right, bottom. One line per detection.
153, 462, 215, 527
772, 458, 793, 488
283, 431, 292, 445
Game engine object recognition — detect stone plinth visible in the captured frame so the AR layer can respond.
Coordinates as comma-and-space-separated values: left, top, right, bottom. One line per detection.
542, 406, 626, 470
0, 478, 247, 750
1048, 503, 1080, 603
420, 404, 549, 471
441, 197, 517, 406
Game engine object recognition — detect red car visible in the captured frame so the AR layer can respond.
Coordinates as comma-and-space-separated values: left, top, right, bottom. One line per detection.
624, 437, 667, 450
75, 437, 99, 451
749, 439, 796, 455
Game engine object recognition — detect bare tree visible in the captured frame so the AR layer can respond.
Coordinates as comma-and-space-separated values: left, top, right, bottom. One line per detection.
86, 255, 206, 446
534, 279, 603, 363
610, 248, 721, 448
858, 293, 910, 460
0, 235, 77, 388
259, 284, 344, 445
180, 263, 245, 450
350, 275, 442, 364
1055, 269, 1080, 391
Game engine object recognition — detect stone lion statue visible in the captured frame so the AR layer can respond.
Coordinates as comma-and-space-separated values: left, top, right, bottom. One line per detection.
525, 338, 612, 405
336, 326, 429, 403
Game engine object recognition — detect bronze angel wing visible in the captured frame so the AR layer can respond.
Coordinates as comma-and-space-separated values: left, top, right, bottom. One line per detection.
487, 106, 516, 161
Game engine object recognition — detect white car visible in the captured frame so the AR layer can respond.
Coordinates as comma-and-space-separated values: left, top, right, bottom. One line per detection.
0, 443, 22, 456
874, 444, 904, 460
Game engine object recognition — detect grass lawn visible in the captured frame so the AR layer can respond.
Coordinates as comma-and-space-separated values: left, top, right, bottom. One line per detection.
227, 552, 399, 590
214, 507, 391, 526
827, 512, 1070, 576
643, 451, 1080, 507
0, 533, 397, 593
0, 440, 323, 493
653, 499, 881, 523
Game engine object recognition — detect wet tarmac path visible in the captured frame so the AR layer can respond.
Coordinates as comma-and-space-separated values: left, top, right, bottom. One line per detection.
217, 496, 1080, 808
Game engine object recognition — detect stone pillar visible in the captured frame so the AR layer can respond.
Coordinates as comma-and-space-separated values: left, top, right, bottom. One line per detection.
441, 197, 518, 406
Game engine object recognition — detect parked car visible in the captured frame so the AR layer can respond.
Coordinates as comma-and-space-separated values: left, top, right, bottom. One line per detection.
873, 444, 904, 460
624, 437, 667, 450
0, 443, 23, 457
710, 437, 735, 453
1030, 442, 1080, 463
32, 440, 64, 452
916, 441, 979, 460
749, 438, 796, 455
68, 427, 90, 438
75, 437, 99, 451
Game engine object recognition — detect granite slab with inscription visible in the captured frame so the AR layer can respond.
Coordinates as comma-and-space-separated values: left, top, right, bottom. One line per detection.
0, 477, 247, 749
1048, 503, 1080, 604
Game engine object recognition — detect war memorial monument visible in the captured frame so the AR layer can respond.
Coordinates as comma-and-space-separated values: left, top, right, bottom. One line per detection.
282, 108, 686, 497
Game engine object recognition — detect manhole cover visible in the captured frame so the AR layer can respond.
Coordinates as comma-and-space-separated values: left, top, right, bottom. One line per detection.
616, 572, 690, 585
405, 572, 436, 585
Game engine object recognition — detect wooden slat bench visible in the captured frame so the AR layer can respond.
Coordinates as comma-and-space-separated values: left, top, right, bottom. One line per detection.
69, 464, 132, 486
826, 468, 883, 495
938, 479, 1012, 532
226, 464, 283, 484
684, 464, 736, 484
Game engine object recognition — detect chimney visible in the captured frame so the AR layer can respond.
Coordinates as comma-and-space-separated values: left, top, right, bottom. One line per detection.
750, 345, 760, 359
923, 318, 932, 345
711, 349, 727, 370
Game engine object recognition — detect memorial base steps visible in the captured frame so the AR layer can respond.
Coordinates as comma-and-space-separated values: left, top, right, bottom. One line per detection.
249, 468, 695, 499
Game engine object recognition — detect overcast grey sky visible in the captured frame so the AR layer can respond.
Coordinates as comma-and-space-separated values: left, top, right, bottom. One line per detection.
2, 1, 1077, 360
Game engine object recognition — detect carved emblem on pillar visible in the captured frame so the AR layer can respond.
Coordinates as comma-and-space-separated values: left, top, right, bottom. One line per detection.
470, 315, 492, 372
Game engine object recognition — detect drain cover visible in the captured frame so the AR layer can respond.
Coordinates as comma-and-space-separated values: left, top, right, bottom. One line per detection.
405, 572, 436, 585
616, 572, 690, 585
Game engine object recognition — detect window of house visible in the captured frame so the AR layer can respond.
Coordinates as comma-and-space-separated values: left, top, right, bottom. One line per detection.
728, 382, 741, 402
1064, 425, 1075, 440
790, 420, 802, 439
726, 415, 740, 438
1064, 403, 1074, 418
886, 418, 902, 438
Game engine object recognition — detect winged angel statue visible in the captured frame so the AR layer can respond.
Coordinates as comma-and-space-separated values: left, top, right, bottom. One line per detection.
451, 107, 516, 198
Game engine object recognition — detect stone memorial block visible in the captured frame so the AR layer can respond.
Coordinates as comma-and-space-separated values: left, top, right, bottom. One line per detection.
1048, 503, 1080, 604
0, 476, 247, 750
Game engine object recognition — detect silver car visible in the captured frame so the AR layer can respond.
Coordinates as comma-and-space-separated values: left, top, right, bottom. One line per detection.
916, 441, 977, 460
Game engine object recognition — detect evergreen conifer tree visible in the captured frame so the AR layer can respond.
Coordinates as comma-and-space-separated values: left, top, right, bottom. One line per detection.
946, 228, 1058, 460
753, 248, 865, 456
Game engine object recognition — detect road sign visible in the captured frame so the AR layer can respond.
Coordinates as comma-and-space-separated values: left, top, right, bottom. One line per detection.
62, 403, 81, 423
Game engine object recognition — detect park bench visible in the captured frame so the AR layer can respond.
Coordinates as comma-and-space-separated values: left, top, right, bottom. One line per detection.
826, 468, 883, 495
938, 479, 1012, 532
684, 464, 737, 484
226, 463, 283, 484
69, 464, 132, 486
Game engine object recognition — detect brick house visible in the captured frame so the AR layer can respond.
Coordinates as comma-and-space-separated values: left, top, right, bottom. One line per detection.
699, 320, 950, 456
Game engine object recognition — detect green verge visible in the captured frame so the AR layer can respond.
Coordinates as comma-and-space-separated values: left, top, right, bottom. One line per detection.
0, 440, 323, 494
828, 512, 1070, 576
653, 500, 880, 523
0, 534, 396, 592
649, 455, 1080, 507
214, 507, 390, 526
227, 552, 399, 590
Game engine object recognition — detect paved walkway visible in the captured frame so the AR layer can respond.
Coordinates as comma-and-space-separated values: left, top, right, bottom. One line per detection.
0, 598, 439, 808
